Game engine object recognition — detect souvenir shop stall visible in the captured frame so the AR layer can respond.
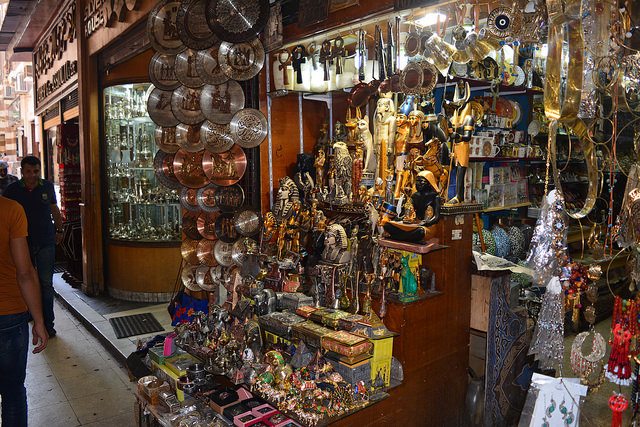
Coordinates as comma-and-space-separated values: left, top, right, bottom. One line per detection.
129, 0, 640, 426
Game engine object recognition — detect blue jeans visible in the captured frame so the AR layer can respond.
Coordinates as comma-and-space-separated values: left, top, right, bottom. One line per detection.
0, 312, 29, 427
29, 243, 55, 332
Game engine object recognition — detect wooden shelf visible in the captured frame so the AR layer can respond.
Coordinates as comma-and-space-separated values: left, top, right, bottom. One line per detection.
482, 202, 531, 213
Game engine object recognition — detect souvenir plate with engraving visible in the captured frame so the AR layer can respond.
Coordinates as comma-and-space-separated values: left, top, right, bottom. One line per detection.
171, 86, 205, 124
231, 237, 258, 266
197, 211, 220, 240
214, 184, 245, 212
215, 213, 240, 243
148, 87, 179, 127
181, 238, 200, 265
218, 38, 265, 81
176, 0, 218, 50
399, 61, 424, 95
155, 126, 180, 153
229, 108, 267, 148
233, 209, 261, 236
213, 240, 235, 267
486, 7, 521, 39
180, 187, 200, 211
175, 48, 205, 88
173, 149, 208, 188
197, 239, 219, 266
196, 265, 218, 290
181, 263, 201, 291
202, 145, 247, 186
175, 123, 204, 152
147, 0, 186, 55
196, 43, 229, 85
201, 121, 235, 153
419, 61, 438, 94
153, 150, 181, 190
205, 0, 269, 43
182, 211, 202, 240
200, 81, 245, 124
149, 53, 180, 90
197, 183, 218, 213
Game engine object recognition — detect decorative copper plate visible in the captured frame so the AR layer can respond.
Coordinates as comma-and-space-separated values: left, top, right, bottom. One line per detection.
197, 211, 220, 240
171, 86, 205, 124
181, 263, 202, 291
175, 48, 205, 88
229, 108, 267, 148
148, 87, 179, 127
420, 61, 438, 94
200, 121, 234, 153
213, 240, 235, 267
231, 237, 258, 266
173, 149, 208, 188
149, 53, 180, 90
175, 122, 204, 152
176, 0, 218, 50
205, 0, 269, 43
181, 238, 200, 265
153, 150, 181, 190
196, 265, 218, 290
197, 183, 218, 212
180, 187, 200, 211
197, 239, 219, 266
196, 43, 229, 85
214, 184, 245, 212
182, 211, 202, 240
202, 145, 247, 186
155, 126, 180, 153
147, 0, 186, 55
200, 81, 245, 124
233, 209, 261, 236
218, 38, 265, 81
214, 213, 239, 243
400, 61, 424, 95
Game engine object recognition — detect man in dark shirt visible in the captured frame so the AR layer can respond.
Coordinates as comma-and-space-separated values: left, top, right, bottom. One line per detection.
0, 160, 18, 195
4, 156, 63, 337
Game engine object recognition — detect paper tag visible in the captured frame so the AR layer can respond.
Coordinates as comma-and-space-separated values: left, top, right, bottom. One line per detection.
452, 229, 462, 240
454, 214, 465, 225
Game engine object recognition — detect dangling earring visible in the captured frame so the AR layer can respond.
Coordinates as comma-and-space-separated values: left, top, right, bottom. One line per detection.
564, 403, 575, 425
559, 398, 567, 416
542, 397, 550, 427
546, 397, 557, 418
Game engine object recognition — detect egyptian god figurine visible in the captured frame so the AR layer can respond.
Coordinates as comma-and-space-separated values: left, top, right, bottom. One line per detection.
407, 110, 425, 151
322, 224, 351, 264
357, 116, 375, 175
383, 170, 441, 243
374, 95, 396, 183
274, 176, 300, 221
447, 81, 475, 204
333, 141, 353, 202
393, 113, 411, 199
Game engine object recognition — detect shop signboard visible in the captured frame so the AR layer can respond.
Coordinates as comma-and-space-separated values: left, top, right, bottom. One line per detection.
34, 0, 78, 112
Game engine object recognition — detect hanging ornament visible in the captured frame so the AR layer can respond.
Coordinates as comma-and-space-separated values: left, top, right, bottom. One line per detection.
605, 297, 638, 385
528, 276, 564, 370
486, 7, 522, 40
609, 393, 629, 427
570, 330, 606, 392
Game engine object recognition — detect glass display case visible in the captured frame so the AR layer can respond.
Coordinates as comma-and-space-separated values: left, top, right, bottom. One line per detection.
104, 83, 180, 242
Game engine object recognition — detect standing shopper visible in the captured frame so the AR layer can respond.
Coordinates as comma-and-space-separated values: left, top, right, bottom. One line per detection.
4, 156, 63, 337
0, 160, 18, 195
0, 195, 48, 427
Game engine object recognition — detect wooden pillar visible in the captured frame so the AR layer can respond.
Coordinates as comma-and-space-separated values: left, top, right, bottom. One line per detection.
76, 5, 104, 295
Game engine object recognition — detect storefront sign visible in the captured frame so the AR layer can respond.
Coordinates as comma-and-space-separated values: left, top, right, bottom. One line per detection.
34, 0, 78, 110
83, 0, 141, 38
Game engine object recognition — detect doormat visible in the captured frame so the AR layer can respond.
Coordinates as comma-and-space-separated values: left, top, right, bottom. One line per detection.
108, 313, 164, 339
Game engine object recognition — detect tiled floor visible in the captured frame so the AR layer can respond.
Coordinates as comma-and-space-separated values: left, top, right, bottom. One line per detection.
23, 301, 137, 426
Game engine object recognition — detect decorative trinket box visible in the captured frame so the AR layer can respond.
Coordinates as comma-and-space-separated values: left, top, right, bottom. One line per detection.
234, 410, 261, 427
291, 321, 332, 348
327, 357, 372, 386
320, 309, 352, 329
321, 330, 373, 358
280, 292, 314, 310
295, 305, 318, 318
259, 311, 306, 339
252, 403, 278, 418
206, 388, 240, 413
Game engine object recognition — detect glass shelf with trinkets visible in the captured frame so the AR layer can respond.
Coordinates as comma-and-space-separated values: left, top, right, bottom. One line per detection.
104, 83, 181, 243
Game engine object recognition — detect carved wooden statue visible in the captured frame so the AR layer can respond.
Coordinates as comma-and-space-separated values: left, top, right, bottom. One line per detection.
374, 96, 396, 183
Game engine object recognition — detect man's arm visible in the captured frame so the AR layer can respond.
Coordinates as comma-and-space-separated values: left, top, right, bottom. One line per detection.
10, 236, 48, 353
51, 204, 64, 244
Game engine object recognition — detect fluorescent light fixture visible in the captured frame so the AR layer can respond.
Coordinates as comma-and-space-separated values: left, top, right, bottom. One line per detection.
415, 12, 447, 28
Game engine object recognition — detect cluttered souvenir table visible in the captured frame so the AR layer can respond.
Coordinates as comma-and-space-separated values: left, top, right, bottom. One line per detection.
132, 0, 640, 426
